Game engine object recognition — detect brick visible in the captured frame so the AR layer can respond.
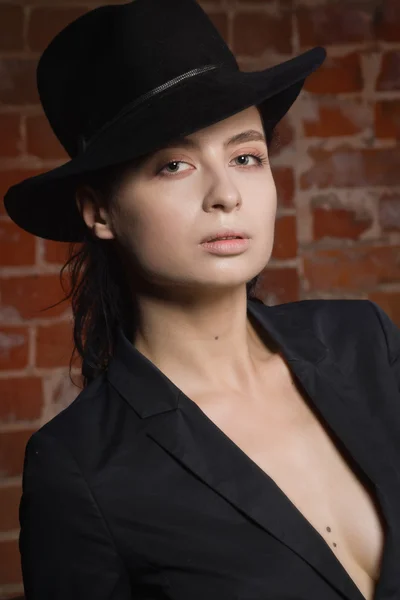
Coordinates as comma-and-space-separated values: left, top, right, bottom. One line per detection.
303, 246, 400, 292
0, 591, 24, 598
379, 193, 400, 232
312, 205, 372, 241
270, 116, 294, 157
0, 484, 22, 531
375, 100, 400, 139
1, 274, 68, 320
0, 429, 36, 478
0, 539, 22, 586
0, 220, 35, 267
0, 4, 24, 52
272, 215, 297, 259
375, 0, 400, 42
304, 53, 363, 94
368, 291, 400, 327
377, 51, 400, 91
1, 591, 25, 599
36, 321, 74, 368
233, 12, 292, 56
27, 7, 87, 53
0, 168, 48, 216
0, 326, 29, 371
255, 267, 299, 304
52, 371, 81, 414
300, 147, 400, 190
208, 12, 228, 41
0, 114, 21, 158
297, 5, 372, 47
273, 166, 294, 208
303, 100, 366, 137
0, 377, 43, 423
44, 240, 72, 264
26, 114, 67, 160
0, 59, 39, 106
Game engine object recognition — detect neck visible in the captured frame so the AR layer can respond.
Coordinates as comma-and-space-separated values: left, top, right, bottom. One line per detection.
132, 287, 277, 399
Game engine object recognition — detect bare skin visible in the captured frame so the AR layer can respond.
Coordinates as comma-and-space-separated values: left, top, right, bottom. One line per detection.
77, 106, 384, 599
178, 349, 385, 600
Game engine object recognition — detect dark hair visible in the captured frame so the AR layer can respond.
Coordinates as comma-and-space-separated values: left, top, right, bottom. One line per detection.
52, 122, 277, 388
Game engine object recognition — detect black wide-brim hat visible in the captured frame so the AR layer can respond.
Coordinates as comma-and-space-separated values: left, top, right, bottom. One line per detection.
4, 0, 326, 243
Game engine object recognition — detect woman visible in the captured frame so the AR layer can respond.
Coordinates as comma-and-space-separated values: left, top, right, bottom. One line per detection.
4, 1, 400, 599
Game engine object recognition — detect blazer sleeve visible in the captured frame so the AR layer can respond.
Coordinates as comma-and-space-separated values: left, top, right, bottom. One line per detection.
19, 430, 132, 599
368, 300, 400, 390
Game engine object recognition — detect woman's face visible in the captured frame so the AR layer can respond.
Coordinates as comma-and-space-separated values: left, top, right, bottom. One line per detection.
82, 106, 277, 297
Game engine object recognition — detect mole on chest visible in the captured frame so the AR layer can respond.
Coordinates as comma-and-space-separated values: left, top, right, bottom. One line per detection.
199, 381, 384, 600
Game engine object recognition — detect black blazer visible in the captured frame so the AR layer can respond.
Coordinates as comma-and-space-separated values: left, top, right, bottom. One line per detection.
19, 299, 400, 600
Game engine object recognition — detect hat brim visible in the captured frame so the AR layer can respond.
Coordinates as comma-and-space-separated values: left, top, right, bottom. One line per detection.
4, 47, 326, 242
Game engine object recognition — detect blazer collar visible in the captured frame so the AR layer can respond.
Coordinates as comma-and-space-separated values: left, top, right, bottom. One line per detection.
107, 299, 328, 419
107, 299, 400, 600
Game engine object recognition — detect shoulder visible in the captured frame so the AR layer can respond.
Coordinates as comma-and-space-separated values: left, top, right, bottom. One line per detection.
25, 369, 139, 471
255, 296, 375, 327
267, 297, 374, 326
267, 296, 389, 330
255, 297, 400, 364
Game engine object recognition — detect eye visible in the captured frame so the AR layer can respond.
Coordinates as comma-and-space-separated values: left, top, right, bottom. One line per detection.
158, 152, 268, 177
232, 153, 266, 167
160, 161, 192, 176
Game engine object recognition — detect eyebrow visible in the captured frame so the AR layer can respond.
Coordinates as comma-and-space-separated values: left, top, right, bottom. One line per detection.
161, 129, 267, 150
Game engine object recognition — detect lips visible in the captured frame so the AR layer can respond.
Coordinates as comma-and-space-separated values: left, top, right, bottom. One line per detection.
201, 230, 248, 243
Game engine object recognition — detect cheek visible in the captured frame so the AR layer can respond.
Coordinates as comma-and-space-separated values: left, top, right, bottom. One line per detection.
114, 192, 193, 268
245, 172, 277, 220
138, 204, 193, 244
249, 176, 277, 257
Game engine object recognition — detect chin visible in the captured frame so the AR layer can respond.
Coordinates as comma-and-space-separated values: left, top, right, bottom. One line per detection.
194, 274, 258, 292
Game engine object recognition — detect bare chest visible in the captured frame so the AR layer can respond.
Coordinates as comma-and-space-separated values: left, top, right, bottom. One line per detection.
192, 358, 385, 600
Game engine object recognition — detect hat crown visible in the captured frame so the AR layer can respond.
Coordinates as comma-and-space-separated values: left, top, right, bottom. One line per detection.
37, 0, 238, 157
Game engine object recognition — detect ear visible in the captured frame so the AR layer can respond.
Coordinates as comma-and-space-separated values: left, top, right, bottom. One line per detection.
75, 186, 115, 240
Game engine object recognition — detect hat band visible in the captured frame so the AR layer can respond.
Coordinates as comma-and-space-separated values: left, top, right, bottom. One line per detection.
79, 63, 219, 154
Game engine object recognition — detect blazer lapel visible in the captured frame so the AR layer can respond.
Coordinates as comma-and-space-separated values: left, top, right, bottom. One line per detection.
107, 300, 399, 600
246, 302, 400, 600
297, 351, 400, 600
146, 394, 366, 600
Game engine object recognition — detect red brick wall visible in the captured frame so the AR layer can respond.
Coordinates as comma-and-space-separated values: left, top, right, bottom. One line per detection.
0, 0, 400, 596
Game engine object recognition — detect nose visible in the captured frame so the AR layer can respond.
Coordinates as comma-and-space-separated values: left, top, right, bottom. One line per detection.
202, 167, 242, 213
